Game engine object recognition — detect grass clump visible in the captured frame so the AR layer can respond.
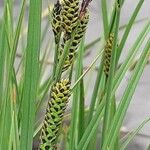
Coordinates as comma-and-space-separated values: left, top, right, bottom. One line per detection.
0, 0, 150, 150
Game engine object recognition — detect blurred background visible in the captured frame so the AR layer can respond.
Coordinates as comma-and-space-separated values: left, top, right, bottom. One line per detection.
0, 0, 150, 149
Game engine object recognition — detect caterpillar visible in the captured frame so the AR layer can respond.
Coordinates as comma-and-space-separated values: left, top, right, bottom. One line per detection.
40, 79, 71, 150
103, 33, 114, 77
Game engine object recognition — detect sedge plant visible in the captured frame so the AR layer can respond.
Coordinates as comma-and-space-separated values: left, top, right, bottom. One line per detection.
0, 0, 150, 150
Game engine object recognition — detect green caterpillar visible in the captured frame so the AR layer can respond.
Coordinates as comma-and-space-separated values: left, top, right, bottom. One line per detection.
103, 33, 114, 77
40, 79, 71, 150
59, 11, 89, 72
51, 1, 62, 44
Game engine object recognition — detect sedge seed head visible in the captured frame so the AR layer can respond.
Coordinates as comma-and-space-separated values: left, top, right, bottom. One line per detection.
61, 0, 79, 38
103, 33, 114, 77
40, 79, 70, 150
58, 11, 89, 72
51, 1, 62, 44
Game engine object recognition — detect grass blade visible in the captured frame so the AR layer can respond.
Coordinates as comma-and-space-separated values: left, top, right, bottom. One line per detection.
76, 23, 150, 149
20, 0, 42, 149
116, 0, 144, 63
69, 38, 85, 149
101, 0, 109, 38
101, 4, 120, 146
102, 38, 150, 149
147, 144, 150, 150
120, 118, 150, 150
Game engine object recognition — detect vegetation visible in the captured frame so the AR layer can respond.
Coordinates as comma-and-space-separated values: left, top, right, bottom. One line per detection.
0, 0, 150, 149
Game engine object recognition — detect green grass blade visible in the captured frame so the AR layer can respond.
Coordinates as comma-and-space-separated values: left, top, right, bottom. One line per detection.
0, 2, 14, 149
101, 5, 120, 146
54, 36, 74, 82
102, 38, 150, 149
11, 0, 26, 64
71, 49, 103, 91
101, 0, 109, 38
87, 50, 104, 124
76, 102, 104, 150
69, 38, 85, 149
7, 0, 26, 108
64, 22, 149, 141
33, 123, 43, 138
10, 103, 20, 150
54, 20, 82, 82
114, 20, 150, 90
0, 18, 7, 116
20, 0, 42, 149
116, 0, 144, 63
147, 144, 150, 150
84, 17, 149, 53
120, 118, 150, 150
13, 106, 20, 150
76, 22, 150, 149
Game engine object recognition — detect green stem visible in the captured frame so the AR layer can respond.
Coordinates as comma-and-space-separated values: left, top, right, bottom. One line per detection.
101, 4, 120, 148
101, 0, 109, 39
